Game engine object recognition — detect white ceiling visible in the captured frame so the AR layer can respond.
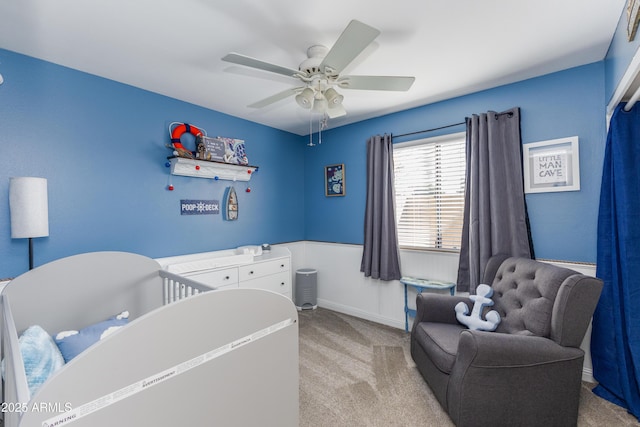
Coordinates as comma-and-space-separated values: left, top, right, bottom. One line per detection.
0, 0, 626, 135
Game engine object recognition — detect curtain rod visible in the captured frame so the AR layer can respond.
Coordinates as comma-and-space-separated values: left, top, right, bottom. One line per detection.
624, 84, 640, 111
392, 111, 515, 139
392, 121, 465, 139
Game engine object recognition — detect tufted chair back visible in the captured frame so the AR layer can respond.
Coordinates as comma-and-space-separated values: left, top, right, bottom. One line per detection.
483, 257, 601, 347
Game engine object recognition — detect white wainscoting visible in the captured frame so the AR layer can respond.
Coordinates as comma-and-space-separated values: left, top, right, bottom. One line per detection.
280, 241, 459, 329
278, 241, 598, 382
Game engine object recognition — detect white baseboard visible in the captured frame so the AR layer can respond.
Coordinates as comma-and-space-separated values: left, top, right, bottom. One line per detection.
317, 298, 405, 331
582, 367, 595, 383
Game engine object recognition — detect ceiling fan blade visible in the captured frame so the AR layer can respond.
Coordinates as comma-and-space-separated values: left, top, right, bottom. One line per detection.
326, 104, 347, 119
248, 87, 302, 108
337, 75, 415, 91
222, 53, 306, 78
319, 20, 380, 75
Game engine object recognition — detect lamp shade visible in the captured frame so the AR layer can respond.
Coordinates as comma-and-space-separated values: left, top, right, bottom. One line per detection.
9, 177, 49, 238
324, 88, 344, 108
295, 87, 314, 109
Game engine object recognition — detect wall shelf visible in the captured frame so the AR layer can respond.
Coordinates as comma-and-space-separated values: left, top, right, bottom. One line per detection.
168, 157, 258, 182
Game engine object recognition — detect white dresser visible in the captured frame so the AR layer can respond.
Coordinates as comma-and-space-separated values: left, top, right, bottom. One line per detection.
156, 246, 292, 299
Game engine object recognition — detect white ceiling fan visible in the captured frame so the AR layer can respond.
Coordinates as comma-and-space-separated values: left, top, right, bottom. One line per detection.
221, 20, 415, 119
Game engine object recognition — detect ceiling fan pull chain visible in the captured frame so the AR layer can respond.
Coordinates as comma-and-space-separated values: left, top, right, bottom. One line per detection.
308, 112, 315, 147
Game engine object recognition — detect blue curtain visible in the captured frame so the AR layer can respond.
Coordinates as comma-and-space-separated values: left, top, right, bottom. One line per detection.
592, 103, 640, 420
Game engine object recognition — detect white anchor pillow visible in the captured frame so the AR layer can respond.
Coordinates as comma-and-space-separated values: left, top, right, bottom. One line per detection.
455, 284, 501, 331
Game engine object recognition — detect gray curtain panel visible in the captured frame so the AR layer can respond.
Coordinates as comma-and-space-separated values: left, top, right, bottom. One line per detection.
456, 108, 533, 293
361, 134, 402, 281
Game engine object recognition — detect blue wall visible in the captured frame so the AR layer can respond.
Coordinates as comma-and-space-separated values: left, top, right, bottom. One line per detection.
304, 62, 607, 264
1, 46, 615, 277
0, 49, 305, 278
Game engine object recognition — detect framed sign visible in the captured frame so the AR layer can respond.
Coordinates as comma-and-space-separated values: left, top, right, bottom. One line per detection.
523, 136, 580, 194
196, 135, 226, 162
219, 137, 249, 165
325, 164, 345, 197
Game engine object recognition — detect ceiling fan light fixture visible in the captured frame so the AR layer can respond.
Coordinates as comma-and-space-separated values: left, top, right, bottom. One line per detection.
222, 20, 416, 123
312, 94, 327, 113
324, 87, 344, 108
296, 87, 314, 108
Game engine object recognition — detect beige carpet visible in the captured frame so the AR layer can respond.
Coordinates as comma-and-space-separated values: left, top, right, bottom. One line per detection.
298, 308, 640, 427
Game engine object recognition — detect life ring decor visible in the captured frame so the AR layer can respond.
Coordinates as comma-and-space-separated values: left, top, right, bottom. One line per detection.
170, 123, 203, 151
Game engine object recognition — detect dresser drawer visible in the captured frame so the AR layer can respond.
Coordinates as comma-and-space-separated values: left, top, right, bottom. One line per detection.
241, 271, 291, 295
185, 267, 239, 289
238, 258, 290, 281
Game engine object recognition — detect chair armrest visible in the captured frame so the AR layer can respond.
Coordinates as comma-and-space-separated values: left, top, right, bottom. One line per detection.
414, 293, 471, 325
455, 330, 584, 367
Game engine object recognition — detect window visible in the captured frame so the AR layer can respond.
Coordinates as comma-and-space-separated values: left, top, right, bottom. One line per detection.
393, 132, 466, 251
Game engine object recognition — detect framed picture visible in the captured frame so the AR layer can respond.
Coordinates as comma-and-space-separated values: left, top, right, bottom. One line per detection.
325, 164, 345, 197
523, 136, 580, 194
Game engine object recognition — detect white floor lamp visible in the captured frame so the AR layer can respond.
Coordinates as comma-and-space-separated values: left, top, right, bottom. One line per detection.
9, 177, 49, 270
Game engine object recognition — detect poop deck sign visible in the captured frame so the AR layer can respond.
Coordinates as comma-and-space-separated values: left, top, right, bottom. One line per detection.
180, 199, 219, 215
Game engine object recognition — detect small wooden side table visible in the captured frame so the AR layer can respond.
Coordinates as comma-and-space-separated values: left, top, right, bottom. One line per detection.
401, 276, 456, 332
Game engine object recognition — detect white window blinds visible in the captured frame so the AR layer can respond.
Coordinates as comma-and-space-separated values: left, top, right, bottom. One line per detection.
393, 132, 466, 251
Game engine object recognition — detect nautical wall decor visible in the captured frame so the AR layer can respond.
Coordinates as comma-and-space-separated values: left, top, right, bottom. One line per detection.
196, 135, 226, 161
168, 122, 249, 164
218, 137, 249, 165
165, 122, 257, 191
180, 199, 220, 215
223, 187, 238, 221
169, 122, 203, 159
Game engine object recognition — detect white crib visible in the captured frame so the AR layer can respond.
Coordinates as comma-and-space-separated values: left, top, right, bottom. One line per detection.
1, 251, 299, 427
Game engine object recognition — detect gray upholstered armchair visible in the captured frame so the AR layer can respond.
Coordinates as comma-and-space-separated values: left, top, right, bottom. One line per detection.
410, 256, 603, 427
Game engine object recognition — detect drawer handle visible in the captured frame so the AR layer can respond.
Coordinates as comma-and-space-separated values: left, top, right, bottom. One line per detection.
280, 264, 285, 268
224, 276, 230, 280
249, 271, 254, 275
280, 282, 285, 286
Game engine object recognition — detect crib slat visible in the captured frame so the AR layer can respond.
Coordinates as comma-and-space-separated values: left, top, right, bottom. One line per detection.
159, 270, 216, 305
